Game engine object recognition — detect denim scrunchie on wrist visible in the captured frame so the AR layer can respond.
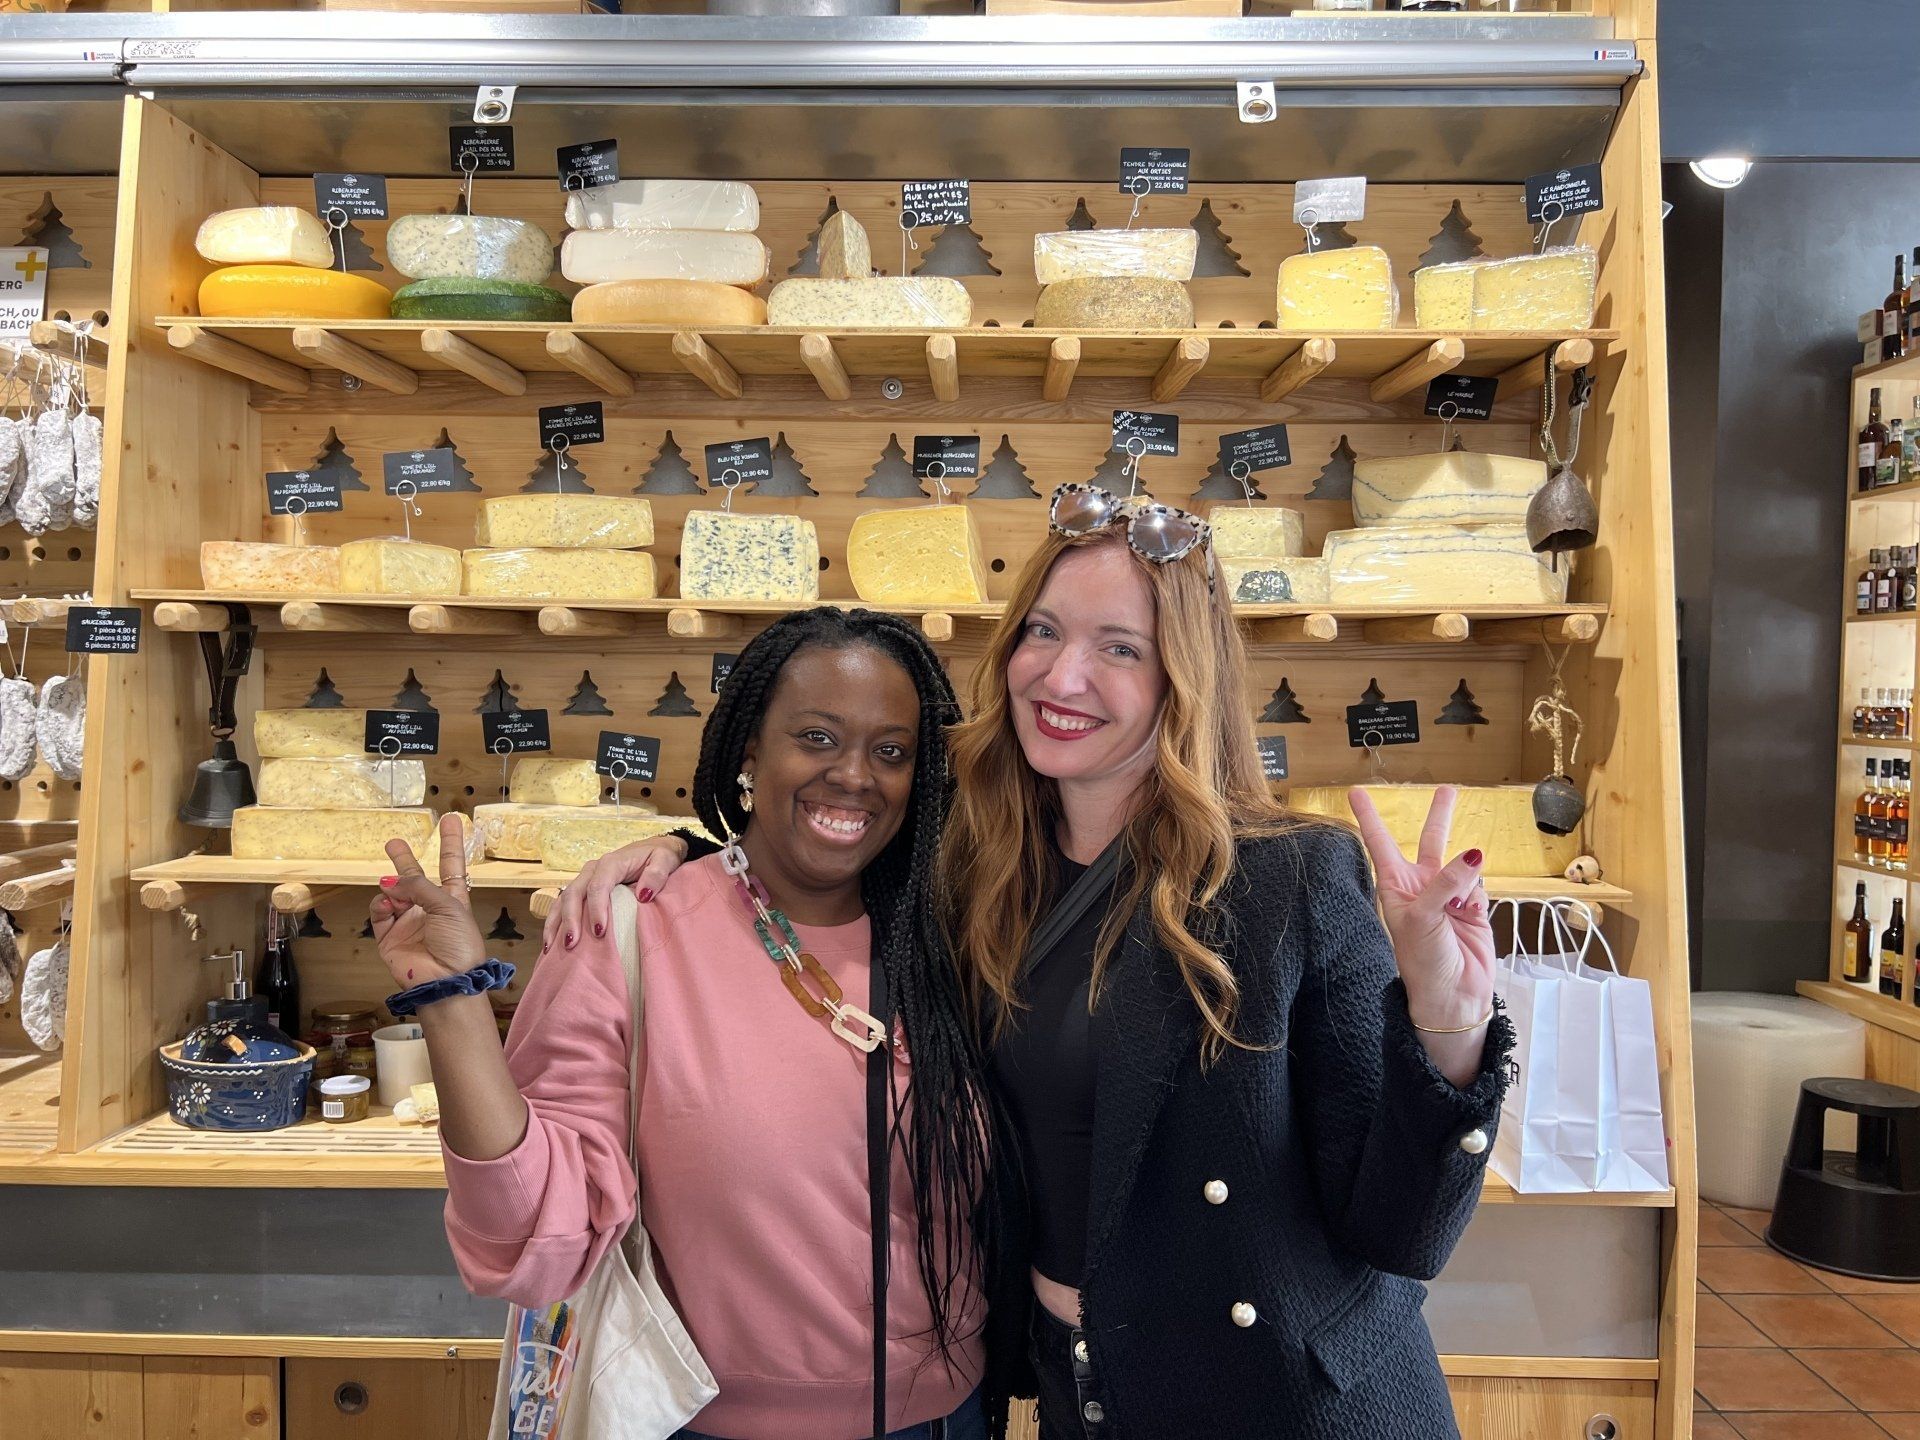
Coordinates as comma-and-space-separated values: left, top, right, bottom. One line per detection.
386, 958, 516, 1018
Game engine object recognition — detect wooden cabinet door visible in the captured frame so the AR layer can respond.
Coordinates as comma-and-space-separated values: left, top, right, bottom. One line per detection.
285, 1357, 495, 1440
0, 1353, 142, 1440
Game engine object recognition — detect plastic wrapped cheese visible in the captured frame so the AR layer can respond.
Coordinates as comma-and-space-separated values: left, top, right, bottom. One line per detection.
475, 494, 653, 550
847, 505, 990, 605
563, 179, 761, 234
231, 804, 439, 861
385, 213, 555, 285
1206, 506, 1307, 560
201, 541, 341, 594
198, 265, 392, 321
258, 757, 426, 809
1223, 556, 1330, 605
559, 229, 770, 287
1413, 261, 1478, 330
476, 800, 656, 862
1034, 278, 1193, 330
1351, 451, 1549, 527
461, 547, 658, 601
539, 811, 703, 874
1275, 246, 1399, 331
571, 280, 767, 327
678, 511, 820, 602
391, 279, 570, 323
817, 210, 871, 281
1324, 523, 1570, 606
254, 708, 367, 759
339, 538, 463, 597
766, 278, 971, 329
1033, 229, 1198, 284
196, 207, 333, 268
1288, 783, 1578, 876
508, 757, 603, 807
1471, 247, 1598, 330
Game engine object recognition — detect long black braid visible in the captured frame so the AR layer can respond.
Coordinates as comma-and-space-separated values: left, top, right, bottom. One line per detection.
691, 606, 998, 1362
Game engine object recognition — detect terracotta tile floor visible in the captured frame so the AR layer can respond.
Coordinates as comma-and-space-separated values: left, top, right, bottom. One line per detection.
1696, 1198, 1920, 1437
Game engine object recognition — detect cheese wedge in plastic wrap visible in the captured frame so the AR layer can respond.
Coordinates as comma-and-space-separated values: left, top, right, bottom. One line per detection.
1324, 524, 1569, 606
1274, 246, 1399, 331
258, 757, 426, 809
1288, 783, 1578, 876
559, 229, 770, 287
461, 548, 659, 602
678, 511, 820, 602
1412, 261, 1479, 330
1034, 278, 1194, 330
1222, 556, 1330, 605
254, 708, 368, 759
816, 210, 871, 281
540, 812, 704, 874
1033, 229, 1198, 284
766, 278, 971, 329
1206, 506, 1307, 561
385, 214, 555, 286
474, 495, 654, 550
338, 538, 463, 597
198, 265, 392, 321
232, 805, 467, 862
195, 207, 333, 268
1350, 452, 1549, 527
201, 541, 341, 594
476, 800, 657, 862
571, 280, 767, 328
563, 180, 761, 234
847, 505, 991, 605
508, 757, 603, 807
1470, 247, 1598, 330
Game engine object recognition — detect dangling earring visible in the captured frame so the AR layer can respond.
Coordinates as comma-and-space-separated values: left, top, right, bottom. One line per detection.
737, 771, 755, 813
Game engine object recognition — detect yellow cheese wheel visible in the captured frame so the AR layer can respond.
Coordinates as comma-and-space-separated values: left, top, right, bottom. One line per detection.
570, 279, 768, 327
198, 264, 392, 321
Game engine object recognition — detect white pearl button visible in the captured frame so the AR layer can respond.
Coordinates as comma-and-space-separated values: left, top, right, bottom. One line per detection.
1231, 1302, 1257, 1328
1459, 1128, 1489, 1155
1083, 1401, 1105, 1425
1204, 1179, 1229, 1205
1074, 1339, 1089, 1364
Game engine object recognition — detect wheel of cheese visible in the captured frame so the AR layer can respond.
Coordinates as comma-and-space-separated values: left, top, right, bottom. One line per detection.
390, 278, 572, 323
386, 213, 554, 285
198, 264, 392, 321
571, 279, 768, 327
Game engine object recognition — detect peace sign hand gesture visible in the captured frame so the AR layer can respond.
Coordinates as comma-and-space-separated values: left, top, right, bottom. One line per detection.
1347, 784, 1497, 1035
369, 814, 487, 990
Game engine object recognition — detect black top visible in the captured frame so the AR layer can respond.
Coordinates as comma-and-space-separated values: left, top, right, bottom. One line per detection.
989, 843, 1113, 1290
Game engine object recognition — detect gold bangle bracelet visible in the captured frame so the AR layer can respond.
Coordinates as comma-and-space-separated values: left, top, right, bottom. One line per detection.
1411, 1005, 1495, 1034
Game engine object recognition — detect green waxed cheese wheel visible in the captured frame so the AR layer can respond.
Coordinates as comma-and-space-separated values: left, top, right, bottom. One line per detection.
390, 279, 572, 323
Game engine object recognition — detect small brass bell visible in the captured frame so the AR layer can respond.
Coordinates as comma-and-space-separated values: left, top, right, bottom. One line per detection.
1527, 464, 1599, 557
1532, 774, 1586, 836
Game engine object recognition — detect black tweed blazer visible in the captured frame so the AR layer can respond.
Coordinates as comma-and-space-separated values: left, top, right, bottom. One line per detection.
981, 823, 1516, 1440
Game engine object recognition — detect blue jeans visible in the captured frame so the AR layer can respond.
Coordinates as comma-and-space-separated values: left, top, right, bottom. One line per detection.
674, 1384, 986, 1440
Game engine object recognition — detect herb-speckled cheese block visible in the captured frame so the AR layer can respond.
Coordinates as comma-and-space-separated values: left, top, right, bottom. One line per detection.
253, 708, 367, 759
1206, 506, 1307, 560
1471, 247, 1597, 330
195, 207, 333, 268
1324, 523, 1570, 606
766, 278, 971, 329
817, 210, 871, 281
475, 495, 654, 550
390, 279, 571, 323
563, 180, 760, 234
678, 511, 820, 602
847, 505, 990, 605
1275, 246, 1399, 331
570, 280, 767, 327
338, 539, 463, 597
559, 229, 770, 287
1351, 451, 1549, 527
1222, 556, 1329, 605
476, 800, 657, 862
1034, 278, 1193, 330
258, 757, 426, 809
461, 548, 659, 601
1413, 262, 1478, 330
539, 812, 703, 874
1288, 783, 1578, 876
508, 757, 603, 808
199, 265, 392, 321
231, 804, 437, 861
201, 541, 341, 594
385, 213, 555, 285
1033, 229, 1198, 284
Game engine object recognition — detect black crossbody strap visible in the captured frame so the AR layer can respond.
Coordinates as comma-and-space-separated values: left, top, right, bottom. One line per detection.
868, 945, 891, 1440
1022, 836, 1128, 979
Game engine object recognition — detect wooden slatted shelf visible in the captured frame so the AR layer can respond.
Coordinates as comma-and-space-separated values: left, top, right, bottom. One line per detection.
1798, 979, 1920, 1043
0, 1051, 61, 1158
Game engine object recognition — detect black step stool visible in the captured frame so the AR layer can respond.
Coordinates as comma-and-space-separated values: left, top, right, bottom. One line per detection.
1767, 1076, 1920, 1283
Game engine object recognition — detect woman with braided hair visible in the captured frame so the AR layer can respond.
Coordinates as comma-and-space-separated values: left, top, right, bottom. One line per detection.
370, 606, 997, 1440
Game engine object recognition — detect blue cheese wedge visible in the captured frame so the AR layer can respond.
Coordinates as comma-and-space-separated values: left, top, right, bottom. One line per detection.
1350, 451, 1549, 528
1324, 523, 1570, 605
678, 511, 820, 602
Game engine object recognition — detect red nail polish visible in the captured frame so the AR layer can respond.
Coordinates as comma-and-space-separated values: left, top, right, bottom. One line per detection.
1463, 849, 1484, 868
594, 923, 604, 938
638, 889, 653, 903
407, 969, 414, 981
379, 875, 398, 888
566, 932, 575, 947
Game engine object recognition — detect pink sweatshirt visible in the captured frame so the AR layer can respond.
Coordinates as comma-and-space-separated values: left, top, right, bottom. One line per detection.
442, 853, 982, 1439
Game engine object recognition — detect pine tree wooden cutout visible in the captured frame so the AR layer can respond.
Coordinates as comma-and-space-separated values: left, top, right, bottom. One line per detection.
564, 670, 613, 716
758, 433, 818, 498
973, 435, 1038, 500
1418, 201, 1486, 269
310, 428, 368, 492
790, 198, 843, 277
488, 907, 523, 941
1307, 435, 1356, 502
1064, 198, 1099, 231
298, 909, 330, 938
303, 669, 345, 708
1307, 222, 1357, 252
638, 430, 702, 495
391, 669, 434, 712
1260, 677, 1310, 724
1435, 679, 1489, 726
1193, 450, 1265, 501
21, 194, 88, 269
338, 221, 383, 274
1359, 678, 1385, 705
426, 428, 481, 492
476, 670, 521, 714
649, 672, 700, 718
1086, 446, 1136, 488
859, 434, 923, 499
523, 444, 591, 495
915, 224, 1002, 277
1189, 200, 1249, 278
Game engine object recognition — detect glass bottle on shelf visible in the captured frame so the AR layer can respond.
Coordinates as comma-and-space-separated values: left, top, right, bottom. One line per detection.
1860, 553, 1882, 615
256, 909, 301, 1039
1905, 396, 1920, 479
1893, 760, 1911, 868
1884, 896, 1908, 998
1858, 759, 1881, 861
1877, 553, 1900, 612
1881, 419, 1905, 489
1903, 549, 1919, 611
1900, 689, 1914, 738
1874, 687, 1893, 737
1889, 255, 1909, 359
1846, 882, 1875, 984
1871, 762, 1895, 863
1862, 387, 1890, 491
1855, 687, 1875, 736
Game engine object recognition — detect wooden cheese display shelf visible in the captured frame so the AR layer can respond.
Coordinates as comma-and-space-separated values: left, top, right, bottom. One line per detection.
0, 1052, 61, 1158
157, 318, 1610, 403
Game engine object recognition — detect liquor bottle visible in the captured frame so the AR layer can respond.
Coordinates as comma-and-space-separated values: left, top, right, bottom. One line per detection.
1903, 549, 1919, 611
1905, 248, 1920, 355
1884, 896, 1908, 998
1860, 551, 1882, 614
1906, 395, 1920, 479
1893, 760, 1911, 868
1876, 686, 1895, 737
1871, 761, 1895, 863
1882, 420, 1906, 489
1846, 882, 1875, 984
1878, 553, 1900, 612
1890, 254, 1910, 358
255, 909, 301, 1040
1858, 758, 1880, 861
1855, 687, 1874, 735
1861, 388, 1889, 491
1900, 688, 1914, 738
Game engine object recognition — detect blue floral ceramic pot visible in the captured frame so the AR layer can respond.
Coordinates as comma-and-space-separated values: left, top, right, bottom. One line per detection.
159, 1035, 316, 1132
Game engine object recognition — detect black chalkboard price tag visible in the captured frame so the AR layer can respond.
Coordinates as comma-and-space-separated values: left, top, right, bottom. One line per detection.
538, 402, 606, 450
711, 652, 739, 695
704, 438, 774, 489
1112, 409, 1180, 457
596, 731, 661, 784
1423, 375, 1499, 420
1218, 423, 1292, 476
1524, 163, 1604, 223
1257, 735, 1288, 781
382, 447, 461, 495
1119, 147, 1191, 195
913, 435, 981, 479
313, 173, 388, 221
265, 470, 344, 515
65, 606, 140, 654
482, 708, 552, 755
1345, 700, 1421, 750
365, 708, 441, 756
901, 180, 971, 229
449, 125, 515, 173
557, 139, 618, 192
